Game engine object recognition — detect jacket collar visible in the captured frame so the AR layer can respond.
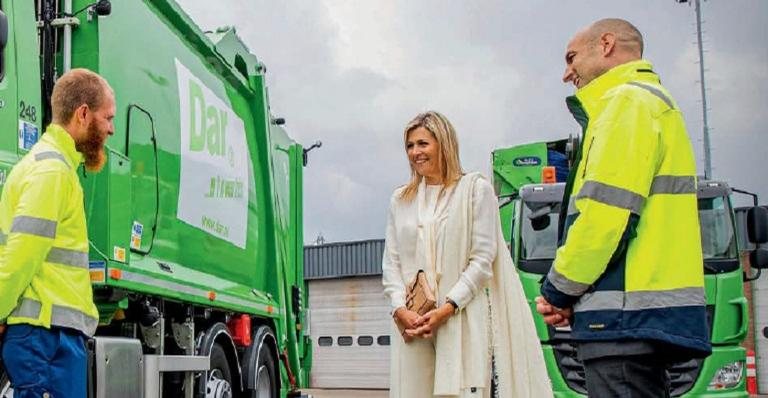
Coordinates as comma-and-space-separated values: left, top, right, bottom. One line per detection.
571, 59, 659, 113
42, 124, 84, 169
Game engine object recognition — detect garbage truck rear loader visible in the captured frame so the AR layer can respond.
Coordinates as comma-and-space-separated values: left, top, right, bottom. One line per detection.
0, 1, 311, 397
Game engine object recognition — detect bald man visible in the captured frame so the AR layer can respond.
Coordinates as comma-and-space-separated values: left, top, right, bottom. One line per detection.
536, 19, 710, 396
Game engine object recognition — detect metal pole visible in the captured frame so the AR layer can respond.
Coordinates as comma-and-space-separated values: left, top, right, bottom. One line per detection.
63, 0, 72, 72
694, 0, 712, 178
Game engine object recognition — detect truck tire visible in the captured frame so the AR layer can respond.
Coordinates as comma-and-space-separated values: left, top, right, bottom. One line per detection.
243, 326, 278, 398
252, 341, 277, 398
206, 342, 234, 398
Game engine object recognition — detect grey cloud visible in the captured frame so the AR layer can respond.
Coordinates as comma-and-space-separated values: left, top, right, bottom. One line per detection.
177, 0, 768, 242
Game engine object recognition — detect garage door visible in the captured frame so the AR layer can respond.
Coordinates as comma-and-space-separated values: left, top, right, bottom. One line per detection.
308, 276, 392, 389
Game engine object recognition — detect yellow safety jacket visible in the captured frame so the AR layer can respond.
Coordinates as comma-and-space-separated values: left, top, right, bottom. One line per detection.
541, 60, 711, 356
0, 124, 99, 336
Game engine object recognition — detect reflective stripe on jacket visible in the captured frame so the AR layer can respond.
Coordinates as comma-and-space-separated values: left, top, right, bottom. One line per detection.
0, 124, 98, 336
541, 60, 711, 356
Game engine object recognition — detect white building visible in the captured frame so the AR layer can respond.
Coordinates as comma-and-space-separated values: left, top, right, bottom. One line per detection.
304, 239, 391, 389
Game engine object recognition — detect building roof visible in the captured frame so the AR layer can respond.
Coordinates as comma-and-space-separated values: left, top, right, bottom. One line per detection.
304, 239, 385, 280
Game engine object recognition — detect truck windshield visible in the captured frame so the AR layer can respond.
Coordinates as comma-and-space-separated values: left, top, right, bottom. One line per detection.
520, 204, 560, 260
517, 195, 738, 270
698, 196, 737, 260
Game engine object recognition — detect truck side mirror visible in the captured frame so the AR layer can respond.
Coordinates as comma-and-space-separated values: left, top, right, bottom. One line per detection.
93, 0, 112, 16
527, 204, 552, 231
750, 248, 768, 270
0, 11, 8, 52
531, 215, 551, 231
747, 206, 768, 244
302, 140, 322, 167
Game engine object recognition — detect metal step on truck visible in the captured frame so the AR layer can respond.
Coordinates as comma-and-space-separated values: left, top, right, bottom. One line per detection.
492, 139, 768, 397
0, 1, 312, 397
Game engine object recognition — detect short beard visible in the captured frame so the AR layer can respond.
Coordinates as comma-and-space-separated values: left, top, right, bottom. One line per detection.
76, 123, 107, 172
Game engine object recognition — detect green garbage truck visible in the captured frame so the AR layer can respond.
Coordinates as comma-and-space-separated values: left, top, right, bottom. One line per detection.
0, 1, 311, 397
493, 140, 768, 397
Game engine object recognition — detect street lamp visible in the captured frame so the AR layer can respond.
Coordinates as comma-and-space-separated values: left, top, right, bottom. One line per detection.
677, 0, 712, 179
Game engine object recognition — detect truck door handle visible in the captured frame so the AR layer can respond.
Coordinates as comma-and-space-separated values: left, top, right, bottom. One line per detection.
722, 296, 748, 342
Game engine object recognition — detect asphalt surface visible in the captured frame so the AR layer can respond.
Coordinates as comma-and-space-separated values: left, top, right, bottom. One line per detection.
301, 389, 388, 398
298, 390, 768, 398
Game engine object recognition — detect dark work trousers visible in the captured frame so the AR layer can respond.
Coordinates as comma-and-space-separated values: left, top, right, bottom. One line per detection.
1, 324, 87, 398
582, 354, 670, 398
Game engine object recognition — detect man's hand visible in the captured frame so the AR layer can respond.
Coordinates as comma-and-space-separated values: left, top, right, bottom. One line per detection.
406, 303, 454, 339
0, 324, 5, 337
535, 296, 572, 327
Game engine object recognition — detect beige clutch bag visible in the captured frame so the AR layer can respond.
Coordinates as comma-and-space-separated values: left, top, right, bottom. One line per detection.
394, 270, 436, 335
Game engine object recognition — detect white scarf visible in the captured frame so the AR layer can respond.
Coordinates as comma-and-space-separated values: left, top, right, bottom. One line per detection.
431, 172, 552, 397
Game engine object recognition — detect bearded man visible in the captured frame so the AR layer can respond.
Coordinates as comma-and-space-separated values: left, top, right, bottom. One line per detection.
0, 68, 115, 398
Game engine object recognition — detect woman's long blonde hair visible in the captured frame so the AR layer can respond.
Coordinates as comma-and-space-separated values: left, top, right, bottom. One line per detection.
399, 111, 463, 201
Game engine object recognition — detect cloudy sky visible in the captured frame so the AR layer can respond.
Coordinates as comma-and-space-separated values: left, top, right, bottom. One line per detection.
176, 1, 768, 244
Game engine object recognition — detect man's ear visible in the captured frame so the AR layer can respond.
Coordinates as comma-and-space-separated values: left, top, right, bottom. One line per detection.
600, 32, 616, 56
74, 103, 89, 126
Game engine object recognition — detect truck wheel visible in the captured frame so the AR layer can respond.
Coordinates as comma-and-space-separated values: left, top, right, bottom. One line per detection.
0, 367, 11, 398
206, 343, 233, 398
243, 326, 278, 398
252, 341, 277, 398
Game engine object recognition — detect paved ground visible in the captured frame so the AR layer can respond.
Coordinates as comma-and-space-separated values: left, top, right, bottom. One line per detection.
298, 389, 768, 398
301, 389, 388, 398
297, 390, 768, 398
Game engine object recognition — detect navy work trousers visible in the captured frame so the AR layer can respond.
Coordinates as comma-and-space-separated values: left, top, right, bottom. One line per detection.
583, 354, 670, 398
1, 324, 86, 398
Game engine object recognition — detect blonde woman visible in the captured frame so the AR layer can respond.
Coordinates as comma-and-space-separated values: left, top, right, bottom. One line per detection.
382, 111, 551, 397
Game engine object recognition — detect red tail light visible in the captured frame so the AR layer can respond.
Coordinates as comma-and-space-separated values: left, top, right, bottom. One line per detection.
228, 314, 252, 347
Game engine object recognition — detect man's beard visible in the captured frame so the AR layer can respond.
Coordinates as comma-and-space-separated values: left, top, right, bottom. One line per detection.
76, 122, 107, 172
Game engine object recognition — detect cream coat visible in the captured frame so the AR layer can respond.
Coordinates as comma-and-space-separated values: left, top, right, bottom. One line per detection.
382, 173, 552, 397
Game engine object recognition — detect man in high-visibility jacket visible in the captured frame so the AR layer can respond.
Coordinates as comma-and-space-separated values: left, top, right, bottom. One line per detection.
536, 19, 711, 396
0, 68, 114, 397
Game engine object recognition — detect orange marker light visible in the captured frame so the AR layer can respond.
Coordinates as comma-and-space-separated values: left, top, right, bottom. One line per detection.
109, 269, 122, 280
266, 305, 274, 314
542, 166, 556, 184
207, 291, 216, 301
90, 270, 106, 283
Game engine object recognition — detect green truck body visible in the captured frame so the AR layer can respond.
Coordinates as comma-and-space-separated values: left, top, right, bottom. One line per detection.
493, 141, 766, 397
0, 1, 310, 397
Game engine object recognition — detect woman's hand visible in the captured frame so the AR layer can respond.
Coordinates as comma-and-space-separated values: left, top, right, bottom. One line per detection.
406, 303, 454, 338
393, 307, 422, 342
394, 307, 421, 329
